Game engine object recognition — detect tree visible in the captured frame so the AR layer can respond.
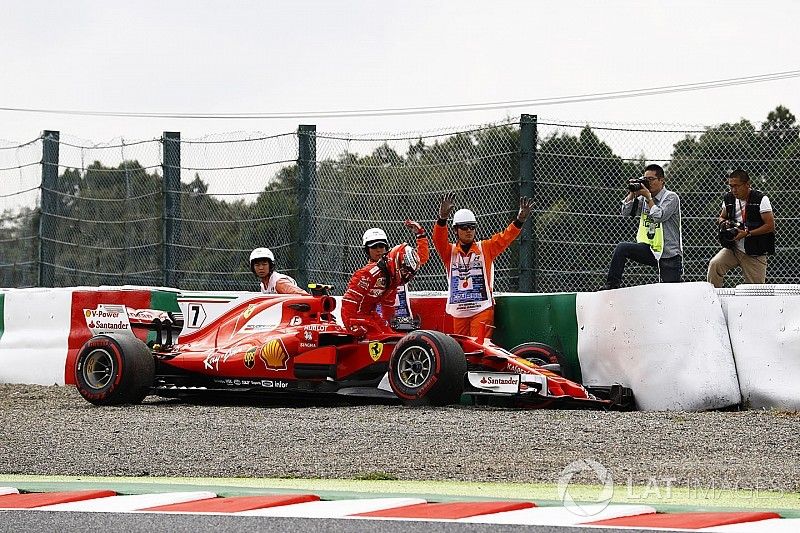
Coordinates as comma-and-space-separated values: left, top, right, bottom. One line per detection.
534, 126, 642, 290
760, 105, 799, 159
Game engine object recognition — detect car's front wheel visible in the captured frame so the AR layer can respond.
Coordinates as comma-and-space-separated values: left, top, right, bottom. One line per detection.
389, 330, 466, 406
510, 341, 568, 376
74, 334, 154, 406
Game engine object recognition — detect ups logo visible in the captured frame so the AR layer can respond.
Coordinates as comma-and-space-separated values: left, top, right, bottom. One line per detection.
244, 347, 256, 369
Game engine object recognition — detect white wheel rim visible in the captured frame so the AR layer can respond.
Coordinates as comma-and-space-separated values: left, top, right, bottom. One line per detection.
396, 345, 433, 389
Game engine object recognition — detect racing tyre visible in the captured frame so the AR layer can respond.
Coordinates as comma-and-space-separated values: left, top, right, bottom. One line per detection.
389, 330, 467, 406
74, 334, 155, 406
511, 342, 569, 377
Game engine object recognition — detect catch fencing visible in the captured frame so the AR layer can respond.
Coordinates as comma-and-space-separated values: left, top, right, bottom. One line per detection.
1, 112, 797, 293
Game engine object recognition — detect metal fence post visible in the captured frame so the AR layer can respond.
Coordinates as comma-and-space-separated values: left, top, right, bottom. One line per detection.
518, 114, 537, 292
123, 143, 132, 285
39, 130, 59, 287
162, 132, 181, 288
297, 124, 316, 289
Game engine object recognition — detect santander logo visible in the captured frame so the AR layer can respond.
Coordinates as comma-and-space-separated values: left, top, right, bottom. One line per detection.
480, 376, 517, 385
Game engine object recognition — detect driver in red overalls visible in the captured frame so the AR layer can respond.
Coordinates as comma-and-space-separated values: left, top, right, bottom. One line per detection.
361, 221, 429, 326
341, 244, 421, 337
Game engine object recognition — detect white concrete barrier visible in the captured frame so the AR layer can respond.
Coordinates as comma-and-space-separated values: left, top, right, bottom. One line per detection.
720, 287, 800, 410
576, 282, 741, 411
0, 288, 73, 385
0, 287, 164, 385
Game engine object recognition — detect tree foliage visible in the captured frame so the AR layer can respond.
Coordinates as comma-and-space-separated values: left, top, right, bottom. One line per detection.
1, 106, 797, 290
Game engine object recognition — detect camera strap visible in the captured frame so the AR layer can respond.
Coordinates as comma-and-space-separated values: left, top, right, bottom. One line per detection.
738, 200, 746, 226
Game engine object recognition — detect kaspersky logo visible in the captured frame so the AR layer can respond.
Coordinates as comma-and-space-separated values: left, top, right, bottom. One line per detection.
259, 339, 289, 370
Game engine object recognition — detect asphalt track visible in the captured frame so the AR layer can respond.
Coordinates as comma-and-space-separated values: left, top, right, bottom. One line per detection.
0, 510, 679, 533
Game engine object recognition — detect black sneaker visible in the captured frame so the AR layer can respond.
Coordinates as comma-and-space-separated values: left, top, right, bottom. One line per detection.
597, 283, 620, 291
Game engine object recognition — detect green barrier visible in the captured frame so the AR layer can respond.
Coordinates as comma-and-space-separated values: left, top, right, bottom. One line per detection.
493, 293, 581, 382
150, 289, 181, 313
145, 289, 181, 345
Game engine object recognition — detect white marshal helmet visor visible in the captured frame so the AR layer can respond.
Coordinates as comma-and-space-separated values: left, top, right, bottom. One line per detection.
362, 227, 389, 247
249, 247, 275, 264
452, 208, 477, 227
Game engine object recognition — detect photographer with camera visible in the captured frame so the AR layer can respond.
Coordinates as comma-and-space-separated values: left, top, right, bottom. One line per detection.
600, 164, 683, 290
707, 169, 775, 287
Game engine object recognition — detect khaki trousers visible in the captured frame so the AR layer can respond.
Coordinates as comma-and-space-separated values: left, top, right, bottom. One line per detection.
707, 247, 768, 288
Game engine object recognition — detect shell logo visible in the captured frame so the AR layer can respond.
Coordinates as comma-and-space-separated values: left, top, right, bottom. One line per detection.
259, 340, 289, 370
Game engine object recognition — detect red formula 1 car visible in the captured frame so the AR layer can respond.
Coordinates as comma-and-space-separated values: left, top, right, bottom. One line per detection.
73, 288, 633, 409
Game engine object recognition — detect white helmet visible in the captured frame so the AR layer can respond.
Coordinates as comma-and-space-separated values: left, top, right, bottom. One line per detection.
362, 227, 389, 247
249, 247, 275, 272
452, 208, 477, 227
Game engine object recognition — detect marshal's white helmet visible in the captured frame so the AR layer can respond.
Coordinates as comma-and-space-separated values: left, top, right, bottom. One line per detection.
249, 247, 275, 272
362, 227, 389, 247
452, 208, 477, 227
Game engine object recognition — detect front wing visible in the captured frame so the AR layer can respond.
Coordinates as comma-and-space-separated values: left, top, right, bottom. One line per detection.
462, 371, 634, 410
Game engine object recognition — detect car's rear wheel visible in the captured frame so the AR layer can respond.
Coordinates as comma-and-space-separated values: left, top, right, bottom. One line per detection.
511, 342, 569, 376
75, 334, 154, 406
389, 330, 467, 406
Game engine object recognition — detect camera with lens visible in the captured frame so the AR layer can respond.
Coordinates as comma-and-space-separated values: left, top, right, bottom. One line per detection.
627, 177, 648, 192
718, 220, 744, 245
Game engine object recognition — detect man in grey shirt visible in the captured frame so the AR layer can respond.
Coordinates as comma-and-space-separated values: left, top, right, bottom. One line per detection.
600, 163, 683, 290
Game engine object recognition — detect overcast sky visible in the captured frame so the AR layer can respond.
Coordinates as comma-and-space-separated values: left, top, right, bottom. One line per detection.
2, 0, 799, 144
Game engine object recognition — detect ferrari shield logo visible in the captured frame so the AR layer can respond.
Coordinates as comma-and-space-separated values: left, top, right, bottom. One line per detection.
243, 304, 256, 319
244, 347, 256, 369
368, 342, 384, 362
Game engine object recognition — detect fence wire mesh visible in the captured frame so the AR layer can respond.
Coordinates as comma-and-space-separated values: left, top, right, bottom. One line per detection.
171, 132, 299, 290
42, 135, 164, 287
1, 112, 798, 293
532, 116, 799, 291
310, 121, 521, 292
0, 136, 42, 287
